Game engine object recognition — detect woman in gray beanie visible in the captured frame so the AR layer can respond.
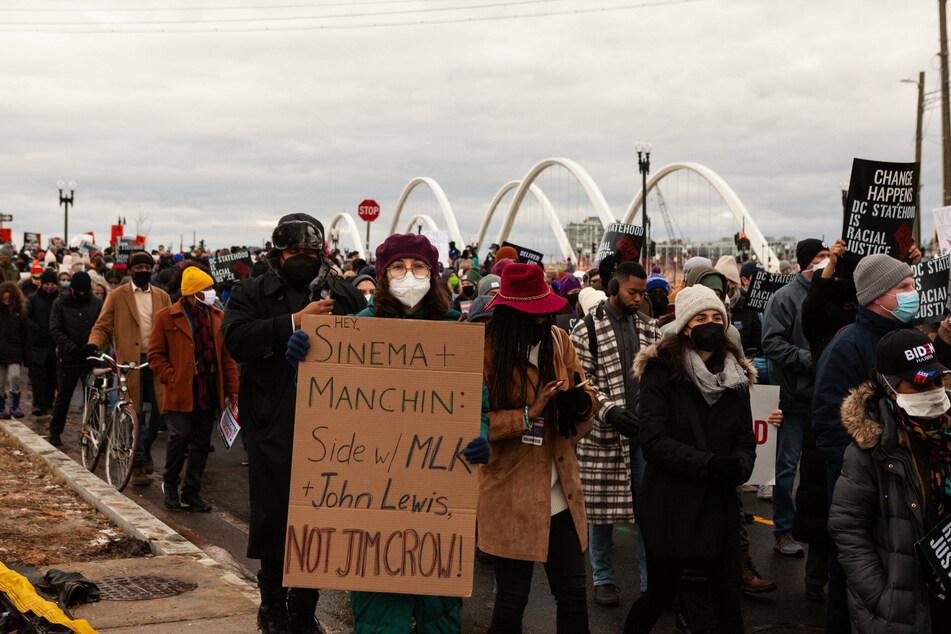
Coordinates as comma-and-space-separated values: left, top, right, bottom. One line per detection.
625, 285, 757, 633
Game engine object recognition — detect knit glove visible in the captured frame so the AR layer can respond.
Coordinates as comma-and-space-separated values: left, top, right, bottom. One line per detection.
462, 436, 490, 465
285, 330, 310, 370
605, 407, 638, 438
707, 455, 745, 484
555, 372, 591, 438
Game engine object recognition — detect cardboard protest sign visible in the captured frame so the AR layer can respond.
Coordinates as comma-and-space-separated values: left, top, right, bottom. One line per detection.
935, 207, 951, 256
595, 222, 645, 265
23, 232, 40, 252
912, 254, 951, 325
422, 231, 450, 268
284, 315, 485, 596
209, 250, 253, 284
745, 269, 796, 312
114, 244, 136, 265
501, 241, 543, 267
842, 159, 920, 272
745, 385, 780, 486
217, 397, 240, 450
0, 228, 11, 244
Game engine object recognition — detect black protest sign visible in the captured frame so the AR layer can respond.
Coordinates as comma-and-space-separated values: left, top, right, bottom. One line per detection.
745, 269, 796, 311
595, 223, 645, 265
501, 241, 544, 267
842, 159, 919, 271
912, 254, 951, 325
76, 241, 100, 255
209, 250, 253, 284
916, 514, 951, 601
23, 232, 40, 252
114, 244, 136, 265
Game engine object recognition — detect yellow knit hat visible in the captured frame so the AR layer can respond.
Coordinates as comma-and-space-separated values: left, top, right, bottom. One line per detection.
181, 267, 214, 297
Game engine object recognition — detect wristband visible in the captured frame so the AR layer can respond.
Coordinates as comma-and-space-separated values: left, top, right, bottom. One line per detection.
523, 406, 531, 430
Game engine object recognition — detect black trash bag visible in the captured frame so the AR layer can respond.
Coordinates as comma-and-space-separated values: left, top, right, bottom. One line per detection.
41, 570, 100, 608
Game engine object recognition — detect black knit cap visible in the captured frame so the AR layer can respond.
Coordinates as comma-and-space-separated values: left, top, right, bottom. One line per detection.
70, 271, 92, 293
796, 239, 828, 270
129, 251, 154, 268
40, 269, 58, 285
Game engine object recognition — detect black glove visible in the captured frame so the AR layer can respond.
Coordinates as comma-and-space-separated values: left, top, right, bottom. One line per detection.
79, 343, 99, 362
707, 455, 745, 484
555, 372, 591, 438
605, 407, 638, 438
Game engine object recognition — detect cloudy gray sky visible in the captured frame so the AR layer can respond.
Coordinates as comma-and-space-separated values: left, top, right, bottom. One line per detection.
0, 0, 943, 257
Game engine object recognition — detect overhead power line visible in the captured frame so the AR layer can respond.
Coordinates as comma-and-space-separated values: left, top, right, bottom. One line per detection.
0, 0, 452, 11
0, 0, 706, 32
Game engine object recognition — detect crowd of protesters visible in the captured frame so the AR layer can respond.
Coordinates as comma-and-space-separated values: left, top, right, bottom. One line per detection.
4, 218, 951, 632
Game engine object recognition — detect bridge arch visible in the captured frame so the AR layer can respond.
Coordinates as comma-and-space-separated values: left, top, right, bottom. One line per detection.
476, 181, 578, 263
327, 212, 366, 259
402, 214, 441, 234
622, 162, 779, 270
389, 177, 466, 248
494, 159, 616, 260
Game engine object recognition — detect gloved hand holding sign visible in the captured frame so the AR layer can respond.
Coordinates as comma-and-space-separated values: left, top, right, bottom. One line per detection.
286, 330, 310, 370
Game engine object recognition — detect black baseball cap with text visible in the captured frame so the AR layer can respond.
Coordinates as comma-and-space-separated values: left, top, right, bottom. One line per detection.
876, 329, 951, 389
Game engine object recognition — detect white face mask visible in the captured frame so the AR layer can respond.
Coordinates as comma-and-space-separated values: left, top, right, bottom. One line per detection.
895, 389, 951, 420
389, 275, 430, 309
198, 289, 216, 307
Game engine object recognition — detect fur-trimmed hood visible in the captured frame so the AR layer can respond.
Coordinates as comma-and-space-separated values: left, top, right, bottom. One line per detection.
839, 380, 886, 450
633, 341, 757, 387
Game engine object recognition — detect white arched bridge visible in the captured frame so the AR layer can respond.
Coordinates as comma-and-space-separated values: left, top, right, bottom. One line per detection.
330, 158, 780, 272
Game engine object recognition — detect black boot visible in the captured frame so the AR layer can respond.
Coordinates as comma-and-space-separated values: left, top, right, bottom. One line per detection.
256, 575, 289, 634
287, 588, 320, 633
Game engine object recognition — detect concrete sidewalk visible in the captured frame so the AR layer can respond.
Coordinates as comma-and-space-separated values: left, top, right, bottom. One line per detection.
0, 418, 261, 633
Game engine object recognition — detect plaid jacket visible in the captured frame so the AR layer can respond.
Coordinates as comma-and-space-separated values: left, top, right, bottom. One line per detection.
569, 300, 661, 524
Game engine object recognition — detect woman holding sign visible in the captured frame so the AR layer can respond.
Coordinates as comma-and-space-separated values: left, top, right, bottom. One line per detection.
285, 233, 490, 633
625, 285, 756, 633
479, 262, 598, 633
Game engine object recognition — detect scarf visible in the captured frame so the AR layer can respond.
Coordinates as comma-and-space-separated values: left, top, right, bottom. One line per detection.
889, 401, 951, 519
683, 349, 749, 406
185, 299, 217, 411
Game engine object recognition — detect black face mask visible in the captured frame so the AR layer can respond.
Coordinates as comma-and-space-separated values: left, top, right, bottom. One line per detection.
650, 294, 669, 317
689, 321, 724, 352
460, 286, 476, 299
283, 254, 322, 286
71, 290, 89, 303
530, 318, 552, 346
132, 271, 151, 290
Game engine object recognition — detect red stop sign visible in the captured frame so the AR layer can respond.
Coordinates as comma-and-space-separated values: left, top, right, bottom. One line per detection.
358, 199, 380, 222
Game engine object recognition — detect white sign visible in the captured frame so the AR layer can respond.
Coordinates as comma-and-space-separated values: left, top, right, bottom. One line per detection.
217, 397, 240, 450
935, 206, 951, 256
422, 230, 450, 268
744, 384, 780, 486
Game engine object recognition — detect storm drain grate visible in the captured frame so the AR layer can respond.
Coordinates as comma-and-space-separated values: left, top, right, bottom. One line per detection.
96, 575, 197, 601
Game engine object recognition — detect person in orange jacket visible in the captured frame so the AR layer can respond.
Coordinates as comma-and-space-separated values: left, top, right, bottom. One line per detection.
148, 267, 238, 511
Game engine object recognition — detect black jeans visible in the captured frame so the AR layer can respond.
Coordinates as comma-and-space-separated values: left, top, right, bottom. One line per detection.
163, 409, 215, 496
30, 349, 57, 411
489, 510, 589, 634
49, 362, 89, 437
624, 519, 743, 634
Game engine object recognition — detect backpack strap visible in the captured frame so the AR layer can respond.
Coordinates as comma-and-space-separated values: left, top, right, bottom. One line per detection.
584, 313, 598, 361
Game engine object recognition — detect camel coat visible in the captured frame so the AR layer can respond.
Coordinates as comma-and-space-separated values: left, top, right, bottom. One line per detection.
88, 282, 170, 413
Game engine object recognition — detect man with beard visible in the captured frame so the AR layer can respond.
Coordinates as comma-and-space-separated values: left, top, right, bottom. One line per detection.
85, 252, 171, 483
222, 213, 365, 633
569, 261, 661, 606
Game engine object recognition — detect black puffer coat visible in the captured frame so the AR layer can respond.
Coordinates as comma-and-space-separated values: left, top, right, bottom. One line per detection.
49, 293, 103, 362
632, 342, 757, 563
221, 266, 365, 561
828, 381, 935, 634
0, 310, 30, 366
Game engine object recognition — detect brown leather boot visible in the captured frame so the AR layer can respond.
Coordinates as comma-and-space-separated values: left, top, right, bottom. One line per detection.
741, 554, 777, 593
132, 462, 150, 487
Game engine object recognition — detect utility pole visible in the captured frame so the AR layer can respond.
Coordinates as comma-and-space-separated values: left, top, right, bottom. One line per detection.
915, 70, 926, 246
940, 0, 951, 204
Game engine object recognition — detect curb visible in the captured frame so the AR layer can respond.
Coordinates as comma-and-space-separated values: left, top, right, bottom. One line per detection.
0, 419, 259, 606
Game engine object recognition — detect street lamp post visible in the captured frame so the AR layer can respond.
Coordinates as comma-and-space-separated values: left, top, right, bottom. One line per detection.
636, 140, 652, 266
58, 180, 76, 242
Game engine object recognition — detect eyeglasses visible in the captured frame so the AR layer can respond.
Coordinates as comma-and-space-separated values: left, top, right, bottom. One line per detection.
388, 263, 430, 279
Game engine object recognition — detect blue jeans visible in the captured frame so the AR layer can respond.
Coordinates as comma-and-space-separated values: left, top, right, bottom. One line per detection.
773, 411, 807, 535
589, 447, 649, 592
135, 353, 163, 462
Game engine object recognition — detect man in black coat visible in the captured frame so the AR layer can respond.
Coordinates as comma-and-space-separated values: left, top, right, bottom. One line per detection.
221, 213, 365, 633
26, 270, 60, 415
48, 272, 103, 446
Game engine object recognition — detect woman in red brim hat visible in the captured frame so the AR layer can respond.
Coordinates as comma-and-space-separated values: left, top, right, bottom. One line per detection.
480, 263, 599, 632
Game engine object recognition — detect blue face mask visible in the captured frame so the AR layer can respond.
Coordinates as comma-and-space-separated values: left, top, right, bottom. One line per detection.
884, 290, 919, 323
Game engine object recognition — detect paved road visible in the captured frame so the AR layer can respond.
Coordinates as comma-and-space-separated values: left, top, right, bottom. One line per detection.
23, 390, 825, 633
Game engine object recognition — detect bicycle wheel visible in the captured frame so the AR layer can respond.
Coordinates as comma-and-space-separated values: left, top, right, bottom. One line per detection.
105, 404, 139, 492
80, 392, 104, 471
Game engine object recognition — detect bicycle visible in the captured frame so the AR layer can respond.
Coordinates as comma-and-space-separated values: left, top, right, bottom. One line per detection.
79, 353, 144, 492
